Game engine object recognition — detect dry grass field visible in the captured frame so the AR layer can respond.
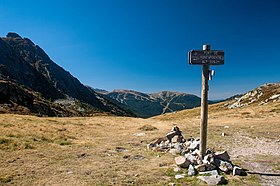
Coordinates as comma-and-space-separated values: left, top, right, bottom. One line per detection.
0, 102, 280, 185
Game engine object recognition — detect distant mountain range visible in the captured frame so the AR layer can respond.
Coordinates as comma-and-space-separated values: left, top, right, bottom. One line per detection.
1, 32, 279, 118
0, 32, 133, 116
96, 89, 207, 118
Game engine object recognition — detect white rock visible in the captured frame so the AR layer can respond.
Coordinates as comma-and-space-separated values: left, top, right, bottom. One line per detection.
175, 174, 186, 179
199, 170, 219, 176
188, 164, 196, 176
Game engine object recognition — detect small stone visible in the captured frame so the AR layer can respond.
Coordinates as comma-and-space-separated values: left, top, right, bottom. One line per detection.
199, 170, 219, 176
169, 183, 176, 186
189, 140, 200, 151
195, 164, 206, 172
147, 143, 156, 150
175, 156, 190, 168
204, 154, 215, 164
233, 166, 247, 176
191, 149, 200, 156
184, 141, 192, 148
188, 164, 196, 176
171, 125, 181, 132
175, 174, 186, 179
206, 163, 217, 171
198, 175, 226, 185
221, 132, 225, 137
171, 135, 184, 143
214, 151, 230, 161
214, 159, 233, 173
169, 149, 180, 156
166, 131, 179, 141
174, 143, 184, 153
173, 167, 181, 172
185, 153, 197, 164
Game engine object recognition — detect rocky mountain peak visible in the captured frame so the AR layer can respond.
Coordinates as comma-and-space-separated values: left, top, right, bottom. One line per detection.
6, 32, 22, 38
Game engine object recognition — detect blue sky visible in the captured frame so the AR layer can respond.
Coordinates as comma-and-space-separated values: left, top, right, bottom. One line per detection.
0, 0, 279, 99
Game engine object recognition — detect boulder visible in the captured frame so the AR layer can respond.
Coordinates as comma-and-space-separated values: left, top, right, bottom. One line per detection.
175, 156, 190, 168
198, 175, 226, 185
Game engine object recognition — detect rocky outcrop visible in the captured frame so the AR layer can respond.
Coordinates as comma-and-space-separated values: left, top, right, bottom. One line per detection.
226, 82, 280, 109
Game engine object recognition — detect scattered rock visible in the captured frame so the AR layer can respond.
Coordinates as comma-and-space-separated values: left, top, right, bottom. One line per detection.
123, 155, 130, 159
116, 147, 128, 152
198, 175, 226, 185
77, 153, 86, 158
188, 140, 200, 151
185, 153, 197, 164
133, 132, 145, 136
169, 149, 180, 156
233, 166, 247, 176
175, 174, 186, 179
173, 166, 181, 172
134, 155, 145, 160
166, 125, 183, 142
188, 164, 196, 176
199, 170, 219, 176
214, 151, 230, 161
175, 156, 190, 168
171, 135, 184, 143
195, 164, 206, 172
215, 159, 233, 173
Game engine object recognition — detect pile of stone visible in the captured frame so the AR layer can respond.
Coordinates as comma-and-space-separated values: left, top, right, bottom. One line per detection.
147, 126, 247, 185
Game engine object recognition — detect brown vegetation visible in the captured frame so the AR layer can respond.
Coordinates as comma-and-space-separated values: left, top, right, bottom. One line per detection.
0, 101, 279, 185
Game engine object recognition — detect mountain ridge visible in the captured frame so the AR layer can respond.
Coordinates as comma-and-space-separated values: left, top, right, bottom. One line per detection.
0, 32, 133, 117
99, 89, 202, 118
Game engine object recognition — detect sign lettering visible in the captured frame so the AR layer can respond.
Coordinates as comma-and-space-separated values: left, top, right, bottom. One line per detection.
188, 50, 224, 65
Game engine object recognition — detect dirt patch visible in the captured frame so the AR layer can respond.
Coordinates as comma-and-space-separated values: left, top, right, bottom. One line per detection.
230, 135, 280, 185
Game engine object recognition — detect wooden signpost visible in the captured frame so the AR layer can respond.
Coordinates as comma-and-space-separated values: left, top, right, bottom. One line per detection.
188, 45, 224, 158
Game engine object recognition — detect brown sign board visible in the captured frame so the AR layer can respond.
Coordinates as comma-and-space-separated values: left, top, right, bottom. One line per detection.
188, 50, 224, 65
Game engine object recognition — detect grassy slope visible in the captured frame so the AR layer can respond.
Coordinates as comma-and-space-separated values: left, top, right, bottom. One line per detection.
0, 101, 279, 185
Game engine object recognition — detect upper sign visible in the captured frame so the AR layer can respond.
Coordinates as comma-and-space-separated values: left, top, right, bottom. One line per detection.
188, 50, 224, 65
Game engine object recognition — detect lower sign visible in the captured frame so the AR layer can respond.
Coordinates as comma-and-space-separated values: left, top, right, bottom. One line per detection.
189, 50, 224, 65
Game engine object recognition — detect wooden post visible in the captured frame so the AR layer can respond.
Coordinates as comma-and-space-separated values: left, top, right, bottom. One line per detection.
200, 44, 210, 158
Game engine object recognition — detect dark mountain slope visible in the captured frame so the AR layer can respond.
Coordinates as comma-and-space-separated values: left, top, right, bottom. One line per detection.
0, 32, 132, 116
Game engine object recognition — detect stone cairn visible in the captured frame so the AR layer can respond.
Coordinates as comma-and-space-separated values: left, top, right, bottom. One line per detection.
147, 126, 247, 185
